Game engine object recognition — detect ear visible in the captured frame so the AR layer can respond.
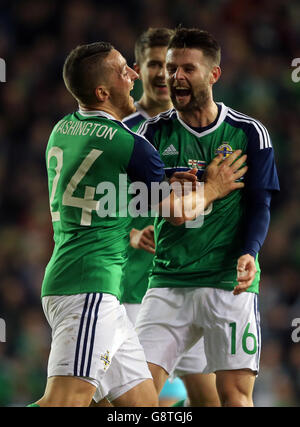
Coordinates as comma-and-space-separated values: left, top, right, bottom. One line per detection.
95, 85, 109, 102
209, 66, 221, 85
133, 62, 141, 76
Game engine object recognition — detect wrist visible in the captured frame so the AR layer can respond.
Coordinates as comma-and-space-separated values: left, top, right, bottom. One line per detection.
240, 251, 256, 260
203, 182, 219, 207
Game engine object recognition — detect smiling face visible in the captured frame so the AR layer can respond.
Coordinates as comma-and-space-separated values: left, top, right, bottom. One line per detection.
106, 49, 139, 118
137, 46, 170, 106
166, 48, 218, 112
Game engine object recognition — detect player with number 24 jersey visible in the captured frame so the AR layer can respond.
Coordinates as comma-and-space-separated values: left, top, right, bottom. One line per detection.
42, 109, 165, 299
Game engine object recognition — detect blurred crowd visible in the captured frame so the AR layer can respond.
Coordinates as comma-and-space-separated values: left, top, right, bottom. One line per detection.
0, 0, 299, 406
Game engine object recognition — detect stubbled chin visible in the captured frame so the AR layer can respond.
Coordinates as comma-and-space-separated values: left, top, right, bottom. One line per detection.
158, 90, 170, 98
175, 95, 191, 105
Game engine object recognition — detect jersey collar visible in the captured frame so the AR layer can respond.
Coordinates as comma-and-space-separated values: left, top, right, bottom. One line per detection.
122, 102, 151, 122
78, 108, 117, 121
176, 102, 229, 137
134, 102, 151, 120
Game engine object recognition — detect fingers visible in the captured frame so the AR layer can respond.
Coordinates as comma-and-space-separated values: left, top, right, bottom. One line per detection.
130, 225, 155, 253
208, 150, 247, 185
210, 152, 224, 166
188, 168, 198, 175
237, 254, 256, 272
208, 149, 246, 171
223, 153, 248, 192
145, 225, 154, 234
233, 271, 255, 294
170, 171, 197, 183
129, 228, 141, 248
233, 165, 248, 180
233, 282, 251, 295
139, 243, 155, 254
138, 234, 155, 254
233, 256, 257, 295
229, 165, 248, 190
230, 181, 245, 191
143, 226, 155, 243
233, 281, 252, 295
222, 149, 242, 166
230, 154, 247, 172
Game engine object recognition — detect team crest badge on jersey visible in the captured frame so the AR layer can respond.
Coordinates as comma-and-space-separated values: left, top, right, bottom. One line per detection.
188, 159, 206, 170
215, 143, 233, 158
100, 350, 111, 370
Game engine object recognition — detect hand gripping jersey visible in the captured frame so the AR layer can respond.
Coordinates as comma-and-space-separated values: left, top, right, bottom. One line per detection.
137, 103, 280, 294
42, 109, 165, 299
121, 103, 155, 304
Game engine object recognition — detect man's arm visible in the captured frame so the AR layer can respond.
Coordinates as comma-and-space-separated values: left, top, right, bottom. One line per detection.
233, 189, 272, 295
233, 123, 280, 295
159, 150, 247, 226
126, 131, 247, 227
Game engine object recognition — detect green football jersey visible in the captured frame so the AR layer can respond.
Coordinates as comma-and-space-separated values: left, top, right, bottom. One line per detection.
138, 103, 280, 294
42, 109, 165, 299
121, 103, 155, 304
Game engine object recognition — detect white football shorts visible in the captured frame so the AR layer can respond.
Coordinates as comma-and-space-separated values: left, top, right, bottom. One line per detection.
135, 287, 261, 375
124, 301, 207, 378
42, 292, 152, 402
123, 302, 141, 326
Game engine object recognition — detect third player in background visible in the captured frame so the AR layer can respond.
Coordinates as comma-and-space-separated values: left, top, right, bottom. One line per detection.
122, 27, 220, 407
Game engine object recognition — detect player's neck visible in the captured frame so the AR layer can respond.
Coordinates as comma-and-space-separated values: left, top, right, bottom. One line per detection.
138, 96, 172, 118
178, 99, 218, 128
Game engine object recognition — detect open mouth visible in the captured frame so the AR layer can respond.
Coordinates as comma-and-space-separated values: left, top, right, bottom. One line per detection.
173, 87, 191, 98
172, 87, 192, 103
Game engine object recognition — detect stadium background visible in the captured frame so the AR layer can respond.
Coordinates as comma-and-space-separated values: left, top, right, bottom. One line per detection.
0, 0, 299, 407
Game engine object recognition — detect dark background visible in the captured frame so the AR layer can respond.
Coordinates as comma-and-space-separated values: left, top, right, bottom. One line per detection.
0, 0, 299, 406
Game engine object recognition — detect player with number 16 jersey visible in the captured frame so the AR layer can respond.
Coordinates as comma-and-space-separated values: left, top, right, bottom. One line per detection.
138, 102, 280, 293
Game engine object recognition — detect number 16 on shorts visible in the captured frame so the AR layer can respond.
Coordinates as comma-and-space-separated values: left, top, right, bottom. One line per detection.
229, 322, 257, 355
227, 319, 261, 373
227, 292, 261, 372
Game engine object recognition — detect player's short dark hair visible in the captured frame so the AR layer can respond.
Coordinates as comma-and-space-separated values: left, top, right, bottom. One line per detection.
63, 42, 114, 105
135, 28, 174, 65
168, 28, 221, 66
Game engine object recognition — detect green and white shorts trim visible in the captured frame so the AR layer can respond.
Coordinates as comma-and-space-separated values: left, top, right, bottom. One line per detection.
135, 287, 261, 375
42, 292, 151, 402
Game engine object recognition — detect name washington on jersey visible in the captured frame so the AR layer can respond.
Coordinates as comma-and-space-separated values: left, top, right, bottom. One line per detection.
55, 119, 118, 140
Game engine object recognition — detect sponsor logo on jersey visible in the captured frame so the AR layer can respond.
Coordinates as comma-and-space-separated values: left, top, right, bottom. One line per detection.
188, 159, 206, 170
215, 143, 233, 158
100, 350, 111, 370
162, 144, 179, 155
